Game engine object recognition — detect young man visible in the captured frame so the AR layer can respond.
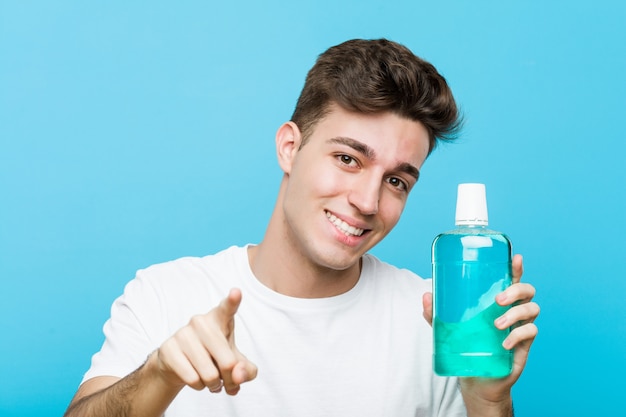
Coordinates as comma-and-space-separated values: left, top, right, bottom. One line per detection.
65, 39, 539, 417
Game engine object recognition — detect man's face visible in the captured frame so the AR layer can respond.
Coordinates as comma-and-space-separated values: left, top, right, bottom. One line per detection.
280, 104, 431, 273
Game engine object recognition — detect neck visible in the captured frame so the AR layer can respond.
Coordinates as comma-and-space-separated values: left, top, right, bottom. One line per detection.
248, 244, 361, 299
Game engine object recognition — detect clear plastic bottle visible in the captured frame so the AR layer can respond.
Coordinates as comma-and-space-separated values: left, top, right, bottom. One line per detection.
432, 183, 513, 377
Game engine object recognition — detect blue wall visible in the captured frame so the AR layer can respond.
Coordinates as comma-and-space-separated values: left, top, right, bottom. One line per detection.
1, 1, 624, 416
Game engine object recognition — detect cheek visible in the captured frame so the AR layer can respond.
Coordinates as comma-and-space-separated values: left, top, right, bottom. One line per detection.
300, 161, 343, 195
315, 172, 344, 195
288, 160, 341, 201
379, 195, 407, 228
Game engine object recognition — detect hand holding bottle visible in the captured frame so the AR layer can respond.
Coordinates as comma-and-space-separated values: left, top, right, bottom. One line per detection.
423, 254, 540, 412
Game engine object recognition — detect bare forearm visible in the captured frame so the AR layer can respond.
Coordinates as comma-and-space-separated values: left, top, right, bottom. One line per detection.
64, 353, 182, 417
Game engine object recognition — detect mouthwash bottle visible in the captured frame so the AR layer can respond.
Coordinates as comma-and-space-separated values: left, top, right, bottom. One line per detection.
432, 183, 513, 377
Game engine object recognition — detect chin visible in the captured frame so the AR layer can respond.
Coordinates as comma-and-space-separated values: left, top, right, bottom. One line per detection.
314, 248, 366, 272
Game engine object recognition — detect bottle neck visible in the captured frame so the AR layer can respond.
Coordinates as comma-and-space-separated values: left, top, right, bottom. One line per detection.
455, 223, 488, 229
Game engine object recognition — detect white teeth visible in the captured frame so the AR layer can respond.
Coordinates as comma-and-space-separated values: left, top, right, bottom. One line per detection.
326, 211, 365, 237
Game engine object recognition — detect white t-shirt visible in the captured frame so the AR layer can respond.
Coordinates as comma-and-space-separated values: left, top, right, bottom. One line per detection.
84, 245, 466, 416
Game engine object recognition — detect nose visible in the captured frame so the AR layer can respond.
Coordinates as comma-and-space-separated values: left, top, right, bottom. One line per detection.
348, 174, 380, 215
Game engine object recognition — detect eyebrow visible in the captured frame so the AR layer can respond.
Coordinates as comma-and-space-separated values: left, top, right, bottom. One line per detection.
327, 136, 420, 180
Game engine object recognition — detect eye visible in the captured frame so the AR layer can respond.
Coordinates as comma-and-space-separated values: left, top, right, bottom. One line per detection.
337, 154, 359, 167
387, 176, 408, 192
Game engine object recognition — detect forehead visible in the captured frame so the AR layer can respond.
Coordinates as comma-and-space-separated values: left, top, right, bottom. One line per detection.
308, 105, 431, 166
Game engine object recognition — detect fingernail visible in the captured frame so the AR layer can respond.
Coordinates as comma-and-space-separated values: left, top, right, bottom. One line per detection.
209, 382, 223, 393
496, 293, 508, 304
503, 338, 513, 350
495, 316, 507, 328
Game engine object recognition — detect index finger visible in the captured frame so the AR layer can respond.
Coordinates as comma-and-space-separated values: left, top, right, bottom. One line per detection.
217, 288, 243, 320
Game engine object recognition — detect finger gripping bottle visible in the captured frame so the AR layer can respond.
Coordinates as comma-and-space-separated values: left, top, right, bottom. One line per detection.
432, 183, 513, 377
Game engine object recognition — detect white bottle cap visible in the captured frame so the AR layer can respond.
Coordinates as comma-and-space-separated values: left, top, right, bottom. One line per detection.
455, 183, 489, 226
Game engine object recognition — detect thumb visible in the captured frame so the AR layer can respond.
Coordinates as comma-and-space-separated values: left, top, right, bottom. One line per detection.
232, 355, 259, 385
422, 291, 433, 326
512, 254, 524, 284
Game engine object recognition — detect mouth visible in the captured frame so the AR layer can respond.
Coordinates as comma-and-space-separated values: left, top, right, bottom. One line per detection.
325, 211, 366, 237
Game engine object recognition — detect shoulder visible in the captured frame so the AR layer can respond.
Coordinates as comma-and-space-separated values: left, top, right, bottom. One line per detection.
361, 253, 432, 295
138, 245, 246, 276
361, 254, 432, 311
133, 245, 247, 287
120, 245, 249, 312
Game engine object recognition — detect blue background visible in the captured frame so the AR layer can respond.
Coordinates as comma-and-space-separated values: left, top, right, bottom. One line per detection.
1, 1, 625, 416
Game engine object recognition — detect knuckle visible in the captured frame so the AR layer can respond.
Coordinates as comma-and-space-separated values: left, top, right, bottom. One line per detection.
219, 358, 239, 375
180, 372, 204, 391
532, 302, 541, 316
521, 302, 535, 315
189, 314, 207, 330
189, 381, 206, 391
512, 322, 538, 340
175, 325, 195, 343
202, 375, 222, 389
200, 366, 220, 383
158, 340, 175, 357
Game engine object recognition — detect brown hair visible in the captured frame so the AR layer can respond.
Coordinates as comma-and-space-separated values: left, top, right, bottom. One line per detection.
291, 39, 462, 154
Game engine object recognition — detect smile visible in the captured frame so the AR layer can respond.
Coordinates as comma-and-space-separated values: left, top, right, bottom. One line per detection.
325, 211, 365, 237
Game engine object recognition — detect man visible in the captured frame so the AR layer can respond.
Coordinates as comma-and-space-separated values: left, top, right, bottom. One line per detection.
65, 38, 539, 416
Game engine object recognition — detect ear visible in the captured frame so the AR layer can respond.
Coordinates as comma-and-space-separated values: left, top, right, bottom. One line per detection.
275, 121, 302, 174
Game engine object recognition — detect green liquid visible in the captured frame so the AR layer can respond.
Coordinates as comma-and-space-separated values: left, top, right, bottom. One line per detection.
434, 302, 512, 377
